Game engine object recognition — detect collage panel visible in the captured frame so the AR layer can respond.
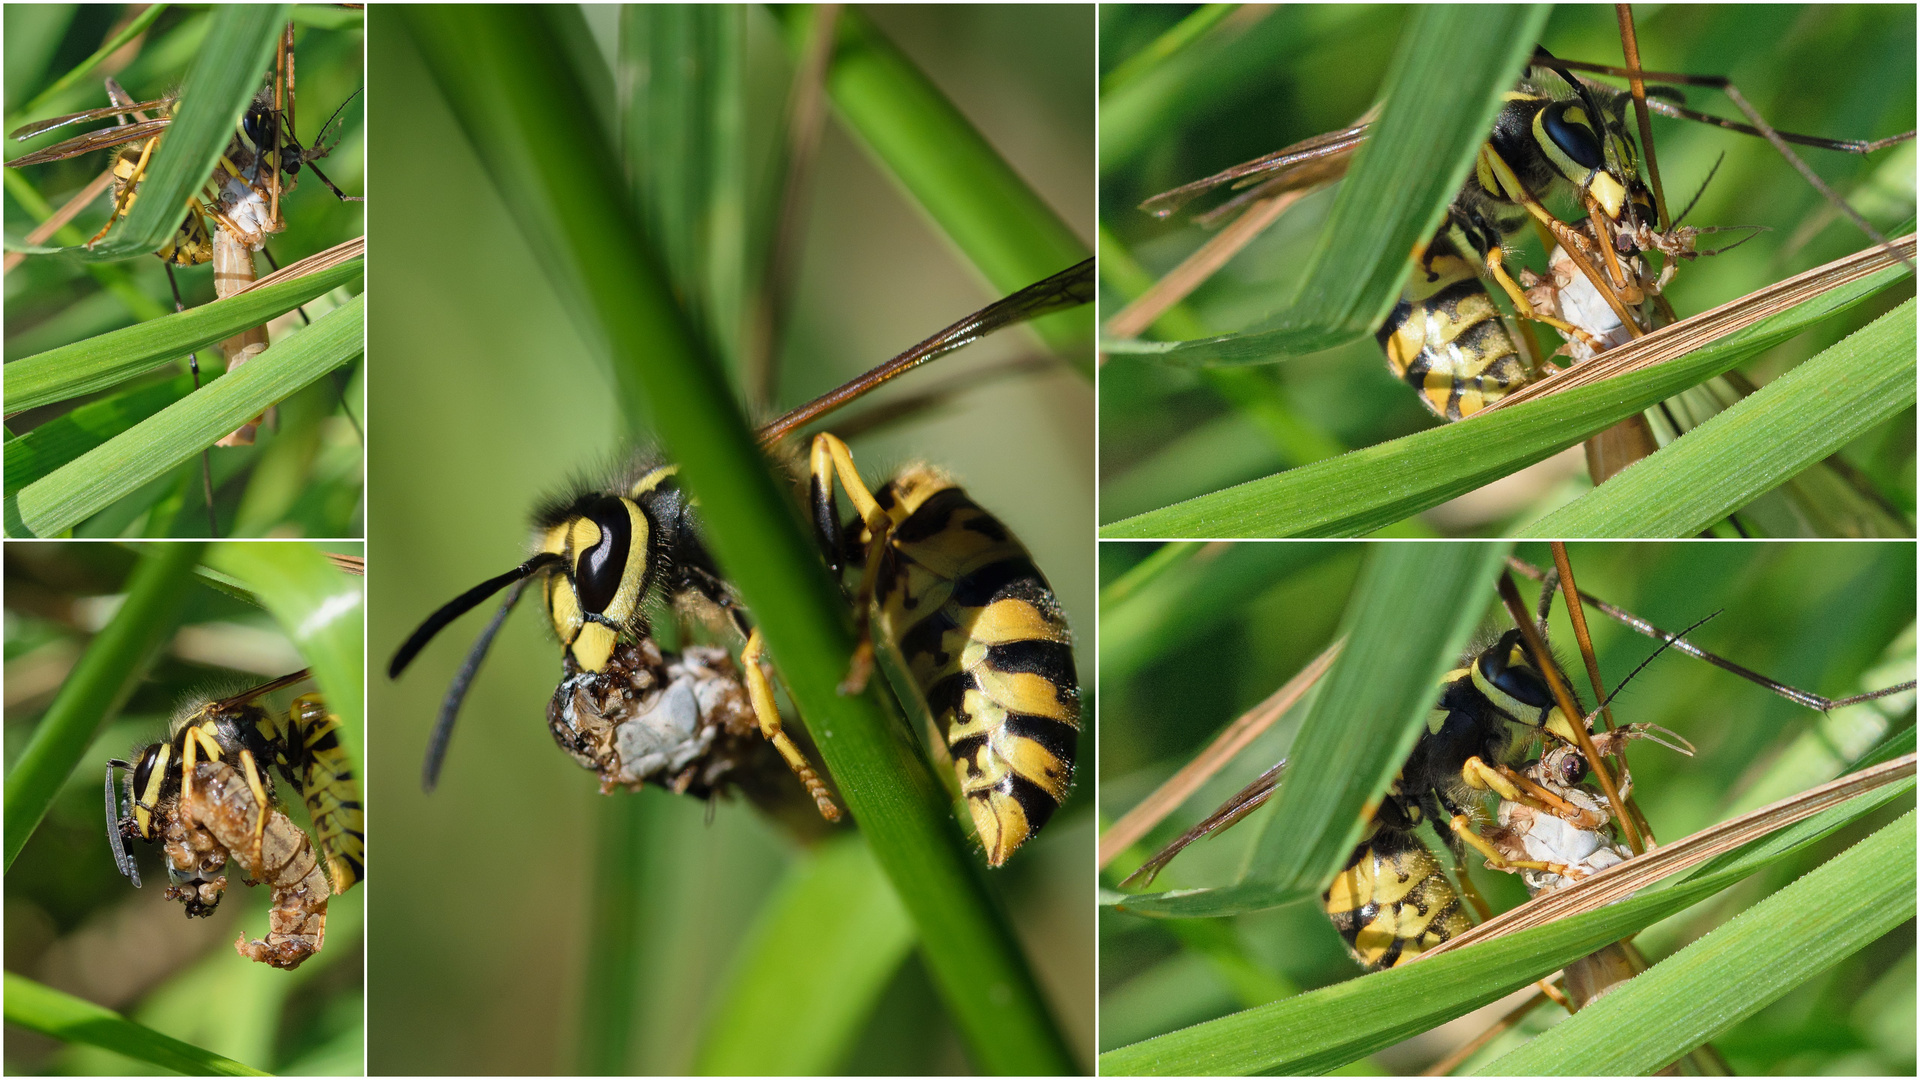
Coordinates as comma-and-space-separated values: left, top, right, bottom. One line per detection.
3, 6, 366, 540
368, 5, 1092, 1075
1097, 540, 1915, 1074
4, 540, 365, 1075
1098, 4, 1914, 539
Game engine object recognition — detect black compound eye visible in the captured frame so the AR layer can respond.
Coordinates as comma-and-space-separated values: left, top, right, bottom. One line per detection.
1557, 753, 1588, 786
574, 497, 634, 615
1543, 102, 1605, 170
1481, 630, 1554, 708
243, 106, 271, 149
130, 746, 161, 801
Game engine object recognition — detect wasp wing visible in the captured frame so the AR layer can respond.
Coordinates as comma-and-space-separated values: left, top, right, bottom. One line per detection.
1138, 121, 1371, 221
9, 99, 174, 142
1119, 759, 1286, 889
6, 116, 174, 167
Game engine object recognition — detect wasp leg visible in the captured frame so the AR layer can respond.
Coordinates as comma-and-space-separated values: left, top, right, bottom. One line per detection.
809, 432, 891, 696
234, 748, 276, 872
740, 627, 842, 822
1460, 755, 1594, 824
1449, 814, 1580, 879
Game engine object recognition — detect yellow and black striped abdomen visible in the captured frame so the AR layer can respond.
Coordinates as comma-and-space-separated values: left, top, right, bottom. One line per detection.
1376, 237, 1532, 421
871, 471, 1080, 866
1323, 826, 1470, 970
279, 694, 365, 893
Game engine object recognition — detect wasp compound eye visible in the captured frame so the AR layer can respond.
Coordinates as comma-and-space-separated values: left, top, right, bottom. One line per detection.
574, 497, 634, 615
130, 745, 161, 805
1543, 102, 1605, 170
1481, 630, 1554, 708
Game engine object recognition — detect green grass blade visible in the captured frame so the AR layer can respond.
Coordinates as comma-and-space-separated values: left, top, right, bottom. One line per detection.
694, 835, 915, 1075
1100, 773, 1913, 1075
5, 257, 364, 412
400, 10, 1075, 1073
770, 5, 1093, 368
1480, 809, 1917, 1075
2, 541, 202, 869
1524, 299, 1918, 537
205, 541, 365, 760
1100, 264, 1912, 538
8, 292, 363, 537
3, 972, 269, 1077
1116, 543, 1505, 919
574, 797, 648, 1075
1099, 4, 1236, 99
1099, 541, 1337, 682
3, 374, 195, 497
10, 5, 170, 121
66, 6, 286, 261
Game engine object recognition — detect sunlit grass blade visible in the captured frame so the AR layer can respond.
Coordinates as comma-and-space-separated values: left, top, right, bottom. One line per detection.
3, 374, 195, 497
5, 257, 363, 412
399, 9, 1074, 1072
67, 7, 286, 262
1099, 259, 1911, 538
1524, 299, 1916, 537
1116, 543, 1505, 918
1, 541, 202, 869
3, 972, 268, 1077
693, 835, 915, 1074
1480, 809, 1916, 1075
9, 5, 169, 122
206, 540, 365, 760
8, 293, 363, 537
769, 5, 1093, 368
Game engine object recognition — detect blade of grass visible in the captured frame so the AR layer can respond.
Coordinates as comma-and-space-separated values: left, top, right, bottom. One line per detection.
66, 6, 286, 261
768, 5, 1093, 371
1099, 771, 1913, 1075
1100, 261, 1911, 538
1117, 543, 1506, 918
9, 5, 170, 121
693, 834, 915, 1075
205, 541, 365, 762
2, 541, 202, 869
3, 374, 195, 497
1524, 298, 1917, 537
8, 293, 364, 537
5, 256, 364, 411
400, 9, 1075, 1072
3, 972, 268, 1077
1480, 809, 1916, 1075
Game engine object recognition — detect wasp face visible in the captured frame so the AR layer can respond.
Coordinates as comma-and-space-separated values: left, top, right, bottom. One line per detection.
542, 493, 655, 674
1470, 628, 1579, 743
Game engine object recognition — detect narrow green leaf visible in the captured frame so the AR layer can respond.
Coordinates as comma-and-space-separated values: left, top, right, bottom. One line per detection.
694, 835, 915, 1075
401, 10, 1074, 1073
1524, 299, 1918, 537
3, 375, 195, 497
1117, 543, 1506, 918
10, 4, 170, 121
9, 292, 363, 537
205, 541, 365, 760
5, 257, 364, 412
1479, 809, 1917, 1075
70, 7, 287, 261
1099, 264, 1912, 538
2, 542, 202, 869
3, 972, 268, 1077
769, 5, 1093, 368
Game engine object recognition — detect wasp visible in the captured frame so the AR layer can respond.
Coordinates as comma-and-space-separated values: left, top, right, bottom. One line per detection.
390, 258, 1092, 865
105, 671, 364, 969
1120, 559, 1914, 972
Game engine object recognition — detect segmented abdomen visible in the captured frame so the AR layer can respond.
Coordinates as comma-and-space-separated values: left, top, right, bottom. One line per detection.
1323, 826, 1471, 970
279, 695, 365, 893
1376, 239, 1531, 421
873, 476, 1080, 866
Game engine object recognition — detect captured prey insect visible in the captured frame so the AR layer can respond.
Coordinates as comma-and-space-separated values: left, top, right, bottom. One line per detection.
105, 671, 364, 970
1139, 30, 1913, 423
1120, 564, 1915, 973
390, 258, 1093, 865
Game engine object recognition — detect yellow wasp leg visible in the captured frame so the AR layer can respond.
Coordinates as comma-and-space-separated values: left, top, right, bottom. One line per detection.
810, 432, 891, 696
1461, 755, 1600, 826
740, 627, 842, 822
1478, 145, 1640, 339
180, 726, 223, 816
235, 748, 276, 870
1449, 814, 1579, 879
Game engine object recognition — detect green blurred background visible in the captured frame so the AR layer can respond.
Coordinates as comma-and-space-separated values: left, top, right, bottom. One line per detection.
1099, 4, 1916, 533
1099, 540, 1915, 1071
368, 5, 1094, 1074
2, 6, 366, 538
3, 542, 365, 1075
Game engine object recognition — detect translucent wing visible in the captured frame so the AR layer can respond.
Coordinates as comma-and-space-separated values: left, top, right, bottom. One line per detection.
8, 98, 174, 142
6, 116, 173, 167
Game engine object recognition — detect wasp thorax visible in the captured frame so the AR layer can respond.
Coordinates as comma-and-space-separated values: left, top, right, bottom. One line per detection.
543, 495, 651, 674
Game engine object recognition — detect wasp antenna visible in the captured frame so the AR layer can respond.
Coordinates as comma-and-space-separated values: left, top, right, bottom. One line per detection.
104, 761, 140, 887
389, 555, 562, 679
422, 573, 538, 793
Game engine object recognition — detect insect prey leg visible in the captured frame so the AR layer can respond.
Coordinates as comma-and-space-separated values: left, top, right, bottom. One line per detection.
739, 627, 842, 822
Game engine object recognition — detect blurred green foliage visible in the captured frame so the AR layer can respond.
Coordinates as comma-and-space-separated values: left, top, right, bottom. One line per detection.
4, 541, 365, 1075
1098, 5, 1915, 534
368, 6, 1093, 1073
3, 6, 365, 538
1099, 540, 1914, 1072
